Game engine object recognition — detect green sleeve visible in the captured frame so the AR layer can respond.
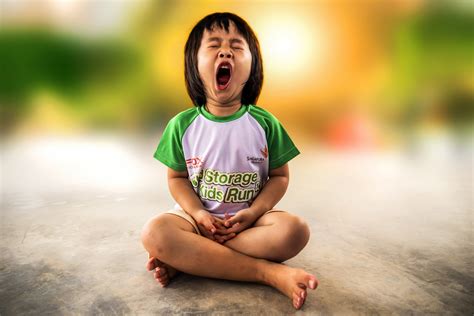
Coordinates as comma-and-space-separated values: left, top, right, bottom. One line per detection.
153, 108, 199, 171
249, 105, 300, 169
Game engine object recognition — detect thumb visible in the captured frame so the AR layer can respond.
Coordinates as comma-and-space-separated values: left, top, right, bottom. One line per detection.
225, 214, 240, 227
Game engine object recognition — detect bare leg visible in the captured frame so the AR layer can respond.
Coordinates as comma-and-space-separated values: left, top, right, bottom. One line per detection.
146, 211, 312, 302
141, 213, 318, 309
146, 211, 312, 287
222, 211, 310, 262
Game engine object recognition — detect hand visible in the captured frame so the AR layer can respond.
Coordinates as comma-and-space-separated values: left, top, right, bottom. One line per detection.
192, 209, 220, 241
223, 208, 259, 234
212, 212, 238, 244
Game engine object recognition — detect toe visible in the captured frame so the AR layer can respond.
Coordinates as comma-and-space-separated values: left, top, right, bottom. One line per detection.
156, 267, 167, 276
292, 293, 302, 309
160, 278, 169, 287
157, 274, 168, 282
146, 257, 157, 271
292, 297, 298, 309
155, 269, 167, 280
299, 289, 306, 299
306, 275, 319, 290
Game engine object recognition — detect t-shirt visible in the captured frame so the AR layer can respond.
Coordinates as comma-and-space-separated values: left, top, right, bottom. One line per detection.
154, 104, 299, 219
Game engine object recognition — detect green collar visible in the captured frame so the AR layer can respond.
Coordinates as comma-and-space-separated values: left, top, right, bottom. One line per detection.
198, 104, 249, 122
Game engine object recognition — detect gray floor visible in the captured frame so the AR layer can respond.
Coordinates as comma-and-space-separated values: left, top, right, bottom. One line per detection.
1, 134, 473, 315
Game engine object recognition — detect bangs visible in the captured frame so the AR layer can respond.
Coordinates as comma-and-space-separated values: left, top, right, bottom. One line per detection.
204, 17, 250, 47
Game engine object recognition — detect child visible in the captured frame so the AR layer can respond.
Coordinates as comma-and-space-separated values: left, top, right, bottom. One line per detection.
141, 12, 319, 310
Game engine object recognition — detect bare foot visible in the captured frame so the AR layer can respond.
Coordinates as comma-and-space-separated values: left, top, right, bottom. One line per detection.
263, 263, 319, 310
146, 256, 180, 287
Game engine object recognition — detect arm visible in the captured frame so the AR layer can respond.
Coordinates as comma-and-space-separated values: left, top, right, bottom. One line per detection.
167, 168, 233, 241
167, 168, 205, 218
222, 163, 290, 232
249, 163, 289, 217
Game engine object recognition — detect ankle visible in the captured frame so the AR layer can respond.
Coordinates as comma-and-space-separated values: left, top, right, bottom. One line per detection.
256, 260, 279, 286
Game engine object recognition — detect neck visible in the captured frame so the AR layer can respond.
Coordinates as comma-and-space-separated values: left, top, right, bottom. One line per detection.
205, 100, 242, 117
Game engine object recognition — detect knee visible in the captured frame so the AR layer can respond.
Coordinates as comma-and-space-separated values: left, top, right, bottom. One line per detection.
280, 215, 311, 250
140, 214, 170, 256
288, 215, 311, 249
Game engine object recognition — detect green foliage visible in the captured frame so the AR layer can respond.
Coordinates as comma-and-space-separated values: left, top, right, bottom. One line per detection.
390, 2, 474, 126
0, 28, 138, 103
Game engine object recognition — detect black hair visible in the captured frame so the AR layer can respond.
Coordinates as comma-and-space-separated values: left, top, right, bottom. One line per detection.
184, 12, 264, 106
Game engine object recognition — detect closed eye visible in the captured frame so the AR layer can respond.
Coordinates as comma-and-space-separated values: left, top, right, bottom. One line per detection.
208, 46, 243, 50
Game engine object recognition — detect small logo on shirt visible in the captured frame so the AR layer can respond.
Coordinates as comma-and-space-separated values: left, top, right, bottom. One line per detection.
247, 146, 268, 163
186, 157, 203, 169
247, 156, 265, 163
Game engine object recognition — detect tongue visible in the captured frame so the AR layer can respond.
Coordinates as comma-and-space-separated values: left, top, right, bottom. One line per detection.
218, 74, 230, 85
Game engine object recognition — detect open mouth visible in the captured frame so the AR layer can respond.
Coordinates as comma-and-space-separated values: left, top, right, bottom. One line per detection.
216, 62, 232, 91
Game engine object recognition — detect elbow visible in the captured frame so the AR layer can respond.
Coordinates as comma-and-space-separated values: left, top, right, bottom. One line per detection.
282, 176, 289, 190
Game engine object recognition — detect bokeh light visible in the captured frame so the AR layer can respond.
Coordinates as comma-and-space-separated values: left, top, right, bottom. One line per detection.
254, 8, 327, 83
0, 0, 472, 151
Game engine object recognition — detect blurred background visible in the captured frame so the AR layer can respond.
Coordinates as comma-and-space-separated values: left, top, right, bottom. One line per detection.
1, 0, 472, 144
1, 0, 473, 199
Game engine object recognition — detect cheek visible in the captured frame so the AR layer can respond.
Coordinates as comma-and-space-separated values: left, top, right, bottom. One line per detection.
238, 53, 252, 80
197, 53, 213, 81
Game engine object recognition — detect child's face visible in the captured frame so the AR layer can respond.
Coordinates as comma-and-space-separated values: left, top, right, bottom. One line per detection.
197, 21, 252, 105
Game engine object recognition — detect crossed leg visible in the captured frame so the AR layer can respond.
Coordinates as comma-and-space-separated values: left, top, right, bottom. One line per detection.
222, 210, 311, 262
141, 211, 317, 309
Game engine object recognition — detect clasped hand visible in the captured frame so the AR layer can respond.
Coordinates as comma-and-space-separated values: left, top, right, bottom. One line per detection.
193, 208, 259, 244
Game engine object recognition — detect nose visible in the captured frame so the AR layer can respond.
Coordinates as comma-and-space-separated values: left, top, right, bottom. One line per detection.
218, 50, 232, 59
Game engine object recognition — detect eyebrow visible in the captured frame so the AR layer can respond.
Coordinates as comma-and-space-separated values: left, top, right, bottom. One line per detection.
206, 37, 245, 45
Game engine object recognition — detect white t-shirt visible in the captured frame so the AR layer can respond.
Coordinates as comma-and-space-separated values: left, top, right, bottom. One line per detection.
154, 104, 299, 218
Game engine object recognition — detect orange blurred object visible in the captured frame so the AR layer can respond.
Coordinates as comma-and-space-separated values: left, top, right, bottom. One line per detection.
323, 112, 379, 150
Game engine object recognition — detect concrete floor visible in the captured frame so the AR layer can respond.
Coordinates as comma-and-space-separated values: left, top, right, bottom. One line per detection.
1, 134, 473, 315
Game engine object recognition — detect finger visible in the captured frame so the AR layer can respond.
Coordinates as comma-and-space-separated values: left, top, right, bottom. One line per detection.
204, 231, 215, 240
223, 222, 242, 234
217, 232, 236, 242
198, 224, 216, 240
224, 215, 240, 228
223, 232, 236, 241
213, 216, 226, 223
213, 219, 226, 230
214, 225, 232, 235
203, 219, 217, 234
208, 221, 217, 234
212, 217, 222, 224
